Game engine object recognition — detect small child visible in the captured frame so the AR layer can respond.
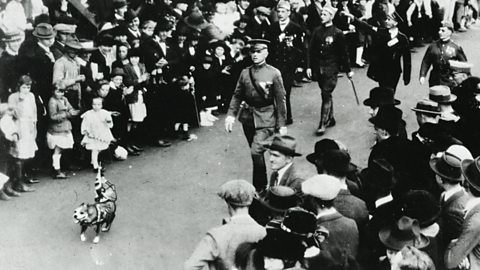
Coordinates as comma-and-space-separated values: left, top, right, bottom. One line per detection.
173, 75, 198, 141
193, 55, 218, 126
81, 97, 114, 171
47, 82, 79, 179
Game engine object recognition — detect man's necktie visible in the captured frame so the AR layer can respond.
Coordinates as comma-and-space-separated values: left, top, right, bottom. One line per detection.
270, 171, 279, 187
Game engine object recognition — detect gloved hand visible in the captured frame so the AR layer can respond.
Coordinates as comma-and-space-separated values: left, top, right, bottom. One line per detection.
225, 116, 235, 133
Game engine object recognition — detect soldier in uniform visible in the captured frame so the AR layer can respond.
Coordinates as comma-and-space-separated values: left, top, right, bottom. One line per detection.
267, 1, 306, 125
306, 6, 353, 135
225, 39, 287, 192
419, 21, 467, 87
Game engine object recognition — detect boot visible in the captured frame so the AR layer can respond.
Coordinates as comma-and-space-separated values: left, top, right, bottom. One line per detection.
53, 170, 68, 180
0, 189, 11, 201
3, 182, 20, 197
14, 182, 35, 192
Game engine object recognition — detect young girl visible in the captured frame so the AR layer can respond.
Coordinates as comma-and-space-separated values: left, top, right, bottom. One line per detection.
6, 75, 37, 193
47, 82, 79, 179
81, 97, 114, 171
173, 75, 198, 141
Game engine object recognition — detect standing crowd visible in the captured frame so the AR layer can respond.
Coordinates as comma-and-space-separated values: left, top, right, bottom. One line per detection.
0, 0, 479, 269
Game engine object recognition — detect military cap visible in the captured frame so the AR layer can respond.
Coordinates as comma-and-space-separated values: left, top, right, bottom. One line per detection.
301, 174, 341, 201
248, 39, 270, 50
218, 179, 256, 206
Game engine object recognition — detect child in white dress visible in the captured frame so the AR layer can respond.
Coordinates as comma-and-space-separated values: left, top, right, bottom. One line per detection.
81, 97, 114, 171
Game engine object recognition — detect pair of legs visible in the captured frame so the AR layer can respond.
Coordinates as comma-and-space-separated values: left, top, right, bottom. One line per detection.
317, 72, 338, 133
52, 146, 68, 179
242, 124, 275, 192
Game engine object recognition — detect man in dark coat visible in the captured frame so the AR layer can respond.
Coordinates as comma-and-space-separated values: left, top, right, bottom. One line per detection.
225, 39, 287, 192
306, 6, 353, 135
0, 31, 23, 103
51, 23, 77, 60
264, 135, 304, 194
90, 34, 116, 81
246, 7, 271, 39
267, 1, 306, 125
419, 21, 467, 87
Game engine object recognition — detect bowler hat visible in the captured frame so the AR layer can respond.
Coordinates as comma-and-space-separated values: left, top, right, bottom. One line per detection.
302, 174, 341, 201
369, 106, 403, 135
411, 99, 442, 115
449, 60, 473, 74
379, 216, 430, 251
306, 138, 340, 164
280, 207, 317, 238
264, 135, 302, 157
461, 157, 480, 193
156, 18, 174, 32
430, 145, 473, 182
363, 87, 400, 107
124, 9, 138, 23
33, 23, 55, 39
1, 30, 23, 42
361, 158, 395, 190
258, 186, 301, 213
184, 11, 209, 30
218, 179, 256, 206
429, 85, 456, 104
399, 190, 440, 228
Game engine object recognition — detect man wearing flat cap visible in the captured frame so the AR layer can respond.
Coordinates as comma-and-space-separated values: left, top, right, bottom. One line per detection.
51, 23, 77, 60
246, 7, 271, 39
419, 21, 467, 87
184, 179, 266, 270
306, 5, 353, 135
264, 135, 304, 194
226, 39, 287, 192
0, 30, 23, 102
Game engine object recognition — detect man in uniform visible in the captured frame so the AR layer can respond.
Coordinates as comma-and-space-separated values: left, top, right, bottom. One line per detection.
419, 21, 467, 87
225, 39, 287, 192
267, 1, 306, 125
306, 5, 353, 135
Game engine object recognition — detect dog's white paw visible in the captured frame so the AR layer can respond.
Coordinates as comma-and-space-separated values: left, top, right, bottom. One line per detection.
93, 236, 100, 244
80, 234, 86, 242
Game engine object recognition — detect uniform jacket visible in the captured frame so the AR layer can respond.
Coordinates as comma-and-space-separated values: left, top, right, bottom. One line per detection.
184, 215, 266, 270
420, 39, 467, 86
314, 210, 359, 258
441, 189, 468, 250
47, 96, 75, 134
308, 24, 351, 75
275, 162, 305, 195
228, 63, 287, 128
445, 202, 480, 270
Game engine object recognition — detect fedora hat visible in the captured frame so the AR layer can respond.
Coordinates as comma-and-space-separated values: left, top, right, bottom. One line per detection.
363, 87, 400, 107
398, 190, 440, 228
264, 135, 302, 157
429, 85, 456, 104
258, 186, 301, 213
369, 106, 403, 134
33, 23, 55, 39
184, 10, 209, 30
280, 207, 317, 238
302, 174, 341, 201
430, 145, 473, 182
218, 179, 256, 206
412, 99, 442, 115
461, 157, 480, 193
379, 216, 430, 251
1, 30, 23, 42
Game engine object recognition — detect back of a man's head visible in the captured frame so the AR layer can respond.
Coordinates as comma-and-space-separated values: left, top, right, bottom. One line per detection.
322, 150, 351, 179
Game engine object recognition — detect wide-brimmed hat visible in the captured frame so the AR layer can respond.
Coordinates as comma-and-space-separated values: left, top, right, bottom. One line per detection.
264, 135, 302, 157
363, 87, 400, 107
1, 30, 23, 42
280, 207, 317, 238
398, 190, 441, 228
79, 39, 97, 52
65, 40, 83, 50
429, 85, 456, 104
361, 158, 395, 190
449, 60, 473, 74
430, 145, 473, 182
258, 186, 301, 213
218, 179, 256, 206
379, 216, 430, 251
302, 174, 341, 201
461, 157, 480, 193
33, 23, 55, 39
411, 99, 442, 115
184, 11, 209, 30
369, 106, 403, 134
209, 40, 230, 52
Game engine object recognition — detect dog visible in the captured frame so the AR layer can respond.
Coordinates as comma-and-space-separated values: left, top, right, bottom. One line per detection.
73, 168, 117, 243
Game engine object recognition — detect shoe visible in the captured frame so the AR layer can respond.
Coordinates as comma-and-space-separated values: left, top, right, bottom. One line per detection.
156, 140, 172, 147
130, 145, 144, 152
26, 178, 40, 184
211, 110, 220, 116
458, 27, 467, 32
4, 184, 20, 197
316, 126, 326, 136
0, 190, 11, 201
14, 184, 35, 192
326, 119, 336, 128
54, 170, 68, 180
126, 146, 140, 156
286, 119, 293, 125
354, 62, 365, 68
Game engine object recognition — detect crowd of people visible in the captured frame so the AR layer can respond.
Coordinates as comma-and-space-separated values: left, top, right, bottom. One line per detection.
0, 0, 479, 268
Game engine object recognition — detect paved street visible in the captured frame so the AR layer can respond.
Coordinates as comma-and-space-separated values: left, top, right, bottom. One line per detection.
0, 25, 479, 269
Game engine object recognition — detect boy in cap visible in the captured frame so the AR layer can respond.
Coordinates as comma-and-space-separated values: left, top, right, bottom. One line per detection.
184, 179, 266, 270
306, 5, 353, 135
225, 39, 287, 192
